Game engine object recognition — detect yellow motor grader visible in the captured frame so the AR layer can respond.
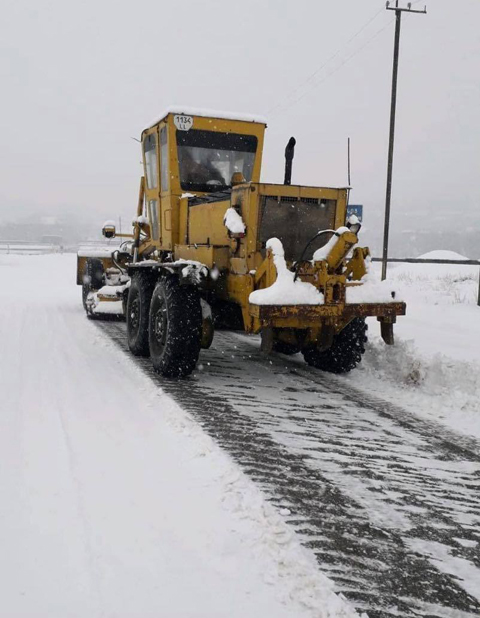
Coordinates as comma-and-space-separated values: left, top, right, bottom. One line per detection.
77, 109, 405, 377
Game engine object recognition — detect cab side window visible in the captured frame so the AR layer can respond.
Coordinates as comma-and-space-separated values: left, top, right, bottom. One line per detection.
160, 126, 168, 192
144, 134, 158, 189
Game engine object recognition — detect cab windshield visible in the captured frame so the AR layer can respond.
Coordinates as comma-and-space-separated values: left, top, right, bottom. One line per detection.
176, 129, 257, 193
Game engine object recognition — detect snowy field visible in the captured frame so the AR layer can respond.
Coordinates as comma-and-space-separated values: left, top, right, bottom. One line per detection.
1, 252, 479, 617
348, 251, 480, 441
0, 253, 357, 618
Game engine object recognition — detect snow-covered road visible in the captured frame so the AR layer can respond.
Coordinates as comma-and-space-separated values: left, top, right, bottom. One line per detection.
2, 253, 479, 618
0, 254, 356, 618
103, 322, 480, 618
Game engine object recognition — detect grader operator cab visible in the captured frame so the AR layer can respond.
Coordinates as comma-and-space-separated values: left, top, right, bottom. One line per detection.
77, 108, 405, 377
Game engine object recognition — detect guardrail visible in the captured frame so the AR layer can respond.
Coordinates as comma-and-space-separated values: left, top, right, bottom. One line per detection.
371, 257, 480, 306
0, 241, 64, 255
0, 240, 121, 254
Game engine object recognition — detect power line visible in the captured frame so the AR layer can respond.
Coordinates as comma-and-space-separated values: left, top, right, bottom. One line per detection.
272, 17, 394, 118
300, 6, 386, 88
267, 4, 386, 116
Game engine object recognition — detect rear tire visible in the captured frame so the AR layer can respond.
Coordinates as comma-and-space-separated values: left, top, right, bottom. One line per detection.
303, 318, 368, 374
149, 277, 202, 378
126, 272, 154, 356
82, 259, 104, 315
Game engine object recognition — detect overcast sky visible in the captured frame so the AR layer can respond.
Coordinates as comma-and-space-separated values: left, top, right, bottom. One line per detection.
1, 0, 479, 239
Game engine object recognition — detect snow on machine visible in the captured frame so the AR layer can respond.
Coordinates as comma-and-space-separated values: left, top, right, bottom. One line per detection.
77, 108, 406, 377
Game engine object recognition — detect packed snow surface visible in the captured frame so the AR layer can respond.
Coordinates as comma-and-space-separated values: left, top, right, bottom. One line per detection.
249, 238, 324, 305
224, 207, 246, 235
0, 254, 357, 618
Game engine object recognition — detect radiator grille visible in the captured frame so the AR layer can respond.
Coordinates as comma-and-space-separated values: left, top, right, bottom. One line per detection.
258, 196, 337, 261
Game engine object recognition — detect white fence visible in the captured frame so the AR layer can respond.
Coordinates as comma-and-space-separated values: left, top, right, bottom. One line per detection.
0, 240, 121, 255
372, 257, 480, 306
0, 241, 64, 255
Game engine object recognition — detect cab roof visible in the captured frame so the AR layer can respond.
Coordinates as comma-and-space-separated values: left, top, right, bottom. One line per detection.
146, 106, 267, 130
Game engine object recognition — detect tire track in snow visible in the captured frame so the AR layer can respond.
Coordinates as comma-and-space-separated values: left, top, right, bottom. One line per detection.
96, 320, 480, 618
48, 308, 106, 615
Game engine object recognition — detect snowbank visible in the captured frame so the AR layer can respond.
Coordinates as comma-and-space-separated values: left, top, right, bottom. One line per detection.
351, 336, 480, 441
249, 239, 324, 306
348, 259, 480, 440
418, 250, 470, 261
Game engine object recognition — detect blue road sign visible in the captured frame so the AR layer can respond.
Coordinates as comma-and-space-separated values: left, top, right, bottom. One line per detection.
347, 204, 363, 222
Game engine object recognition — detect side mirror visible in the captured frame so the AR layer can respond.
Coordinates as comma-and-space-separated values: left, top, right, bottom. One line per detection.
102, 220, 116, 239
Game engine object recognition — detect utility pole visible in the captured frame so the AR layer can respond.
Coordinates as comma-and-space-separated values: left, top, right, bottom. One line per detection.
381, 1, 427, 280
347, 137, 351, 206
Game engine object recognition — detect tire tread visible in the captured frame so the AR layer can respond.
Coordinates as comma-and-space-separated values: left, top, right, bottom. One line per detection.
303, 318, 368, 374
149, 277, 202, 378
126, 271, 154, 356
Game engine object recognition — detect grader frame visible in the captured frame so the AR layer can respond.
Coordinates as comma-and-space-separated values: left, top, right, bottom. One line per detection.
77, 109, 405, 377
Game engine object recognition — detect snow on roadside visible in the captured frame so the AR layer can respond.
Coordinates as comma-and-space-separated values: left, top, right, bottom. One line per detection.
350, 337, 480, 439
347, 256, 480, 441
0, 253, 358, 618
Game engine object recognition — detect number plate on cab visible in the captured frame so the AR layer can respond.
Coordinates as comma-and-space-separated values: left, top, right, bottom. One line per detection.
174, 115, 193, 131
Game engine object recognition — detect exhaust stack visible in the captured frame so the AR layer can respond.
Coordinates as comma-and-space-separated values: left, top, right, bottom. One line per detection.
284, 137, 296, 185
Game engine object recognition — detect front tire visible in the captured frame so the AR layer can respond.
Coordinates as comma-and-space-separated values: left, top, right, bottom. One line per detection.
303, 318, 368, 374
272, 340, 300, 355
149, 277, 202, 378
126, 272, 154, 356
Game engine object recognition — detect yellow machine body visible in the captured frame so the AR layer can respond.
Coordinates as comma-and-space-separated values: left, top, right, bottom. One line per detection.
78, 109, 405, 367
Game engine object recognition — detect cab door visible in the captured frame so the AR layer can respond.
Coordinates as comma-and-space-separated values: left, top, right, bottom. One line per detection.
158, 122, 173, 250
142, 128, 161, 245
